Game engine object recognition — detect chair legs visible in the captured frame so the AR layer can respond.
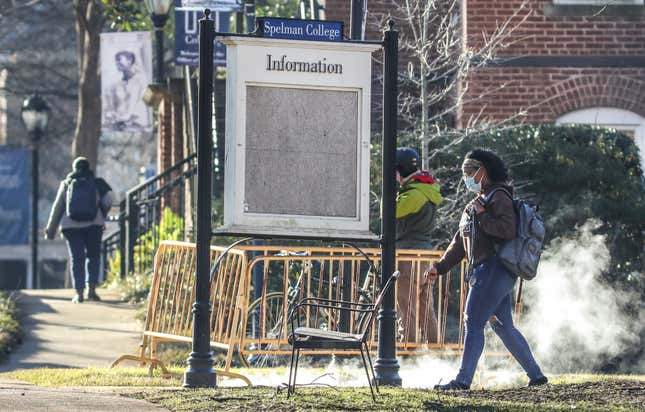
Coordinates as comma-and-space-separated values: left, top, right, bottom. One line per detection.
364, 344, 379, 394
359, 346, 376, 401
288, 343, 378, 402
287, 346, 296, 396
287, 347, 300, 397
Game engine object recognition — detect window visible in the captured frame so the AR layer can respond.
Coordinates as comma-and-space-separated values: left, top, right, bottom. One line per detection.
556, 107, 645, 167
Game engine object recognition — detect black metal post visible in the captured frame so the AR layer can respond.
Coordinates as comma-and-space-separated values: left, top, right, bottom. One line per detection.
184, 9, 216, 388
151, 14, 169, 84
118, 200, 126, 278
235, 11, 244, 34
375, 20, 402, 387
31, 134, 39, 289
310, 0, 320, 20
125, 192, 138, 275
350, 0, 365, 40
245, 1, 255, 33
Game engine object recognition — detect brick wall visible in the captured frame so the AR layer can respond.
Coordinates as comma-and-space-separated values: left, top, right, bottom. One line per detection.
460, 67, 645, 126
460, 0, 645, 127
466, 0, 645, 55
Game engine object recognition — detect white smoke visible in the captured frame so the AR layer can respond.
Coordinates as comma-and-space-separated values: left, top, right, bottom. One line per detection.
519, 220, 643, 373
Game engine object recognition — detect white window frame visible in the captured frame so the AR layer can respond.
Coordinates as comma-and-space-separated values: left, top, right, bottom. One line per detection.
556, 107, 645, 167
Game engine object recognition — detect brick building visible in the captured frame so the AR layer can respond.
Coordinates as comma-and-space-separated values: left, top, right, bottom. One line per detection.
324, 0, 645, 164
461, 0, 645, 165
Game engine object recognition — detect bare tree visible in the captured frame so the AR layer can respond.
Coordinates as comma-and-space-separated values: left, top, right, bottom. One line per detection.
373, 0, 530, 168
366, 1, 532, 244
72, 0, 103, 168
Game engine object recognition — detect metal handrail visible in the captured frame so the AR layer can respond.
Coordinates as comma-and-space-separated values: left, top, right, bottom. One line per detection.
126, 153, 196, 198
101, 153, 199, 278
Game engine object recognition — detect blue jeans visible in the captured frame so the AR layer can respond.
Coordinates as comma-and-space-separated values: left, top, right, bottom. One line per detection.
456, 256, 543, 386
62, 226, 102, 291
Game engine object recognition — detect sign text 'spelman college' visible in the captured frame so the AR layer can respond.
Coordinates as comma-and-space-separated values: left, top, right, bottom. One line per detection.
257, 18, 344, 42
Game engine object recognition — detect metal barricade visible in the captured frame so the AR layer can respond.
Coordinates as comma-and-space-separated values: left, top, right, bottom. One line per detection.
111, 240, 251, 385
236, 246, 469, 362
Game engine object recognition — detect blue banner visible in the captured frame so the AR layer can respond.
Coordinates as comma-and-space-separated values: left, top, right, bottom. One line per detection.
176, 0, 241, 12
0, 147, 30, 245
175, 0, 231, 67
258, 18, 344, 42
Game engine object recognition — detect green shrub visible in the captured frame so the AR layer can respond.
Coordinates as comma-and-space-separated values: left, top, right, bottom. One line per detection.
0, 292, 22, 362
108, 207, 185, 303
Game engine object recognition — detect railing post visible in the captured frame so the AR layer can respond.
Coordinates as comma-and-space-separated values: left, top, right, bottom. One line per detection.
184, 9, 217, 388
375, 20, 402, 387
125, 192, 138, 276
119, 200, 126, 278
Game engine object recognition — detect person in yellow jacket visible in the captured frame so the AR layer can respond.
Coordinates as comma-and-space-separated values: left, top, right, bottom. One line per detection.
395, 147, 443, 344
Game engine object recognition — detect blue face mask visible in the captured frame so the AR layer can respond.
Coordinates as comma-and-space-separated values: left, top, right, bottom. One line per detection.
464, 168, 482, 193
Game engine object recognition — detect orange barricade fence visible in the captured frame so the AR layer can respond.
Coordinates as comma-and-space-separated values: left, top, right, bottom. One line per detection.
235, 246, 471, 362
111, 241, 252, 385
113, 241, 524, 381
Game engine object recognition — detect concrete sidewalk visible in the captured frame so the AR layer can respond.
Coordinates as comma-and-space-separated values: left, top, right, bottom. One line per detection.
0, 289, 170, 410
0, 377, 168, 411
0, 289, 142, 371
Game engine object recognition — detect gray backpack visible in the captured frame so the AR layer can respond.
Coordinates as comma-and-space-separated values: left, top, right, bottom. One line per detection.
486, 188, 546, 280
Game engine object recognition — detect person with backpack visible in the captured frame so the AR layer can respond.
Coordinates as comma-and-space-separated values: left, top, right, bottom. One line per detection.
395, 147, 443, 344
45, 157, 114, 303
427, 149, 547, 390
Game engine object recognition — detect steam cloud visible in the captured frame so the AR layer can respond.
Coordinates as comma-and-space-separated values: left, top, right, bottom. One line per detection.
520, 220, 643, 373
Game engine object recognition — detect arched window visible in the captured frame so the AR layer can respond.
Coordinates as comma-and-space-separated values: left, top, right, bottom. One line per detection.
556, 107, 645, 167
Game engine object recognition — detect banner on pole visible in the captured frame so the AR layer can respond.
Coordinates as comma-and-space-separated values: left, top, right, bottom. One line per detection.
0, 146, 30, 245
175, 4, 230, 67
176, 0, 242, 12
100, 31, 153, 134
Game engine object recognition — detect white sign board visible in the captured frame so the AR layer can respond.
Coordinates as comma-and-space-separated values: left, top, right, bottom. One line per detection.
217, 37, 380, 239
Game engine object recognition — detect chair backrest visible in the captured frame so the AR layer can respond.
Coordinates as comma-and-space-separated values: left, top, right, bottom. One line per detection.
358, 271, 400, 341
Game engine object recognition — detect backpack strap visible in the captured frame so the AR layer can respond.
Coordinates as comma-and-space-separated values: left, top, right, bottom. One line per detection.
484, 187, 513, 204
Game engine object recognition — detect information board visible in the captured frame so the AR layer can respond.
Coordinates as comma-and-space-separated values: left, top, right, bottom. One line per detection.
218, 36, 380, 239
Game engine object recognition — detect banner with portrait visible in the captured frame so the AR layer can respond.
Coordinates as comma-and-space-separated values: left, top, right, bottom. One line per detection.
100, 31, 153, 135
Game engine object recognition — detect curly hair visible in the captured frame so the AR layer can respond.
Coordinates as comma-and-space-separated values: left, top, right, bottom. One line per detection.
465, 149, 509, 183
115, 50, 136, 64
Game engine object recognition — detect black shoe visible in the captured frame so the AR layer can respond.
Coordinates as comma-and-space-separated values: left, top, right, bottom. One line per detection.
528, 376, 548, 387
72, 291, 84, 303
434, 380, 470, 391
87, 285, 101, 302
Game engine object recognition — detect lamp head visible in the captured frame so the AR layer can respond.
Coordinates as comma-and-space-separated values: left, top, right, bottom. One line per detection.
21, 94, 50, 137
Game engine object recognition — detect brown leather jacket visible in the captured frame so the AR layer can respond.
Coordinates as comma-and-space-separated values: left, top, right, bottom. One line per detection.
434, 183, 516, 274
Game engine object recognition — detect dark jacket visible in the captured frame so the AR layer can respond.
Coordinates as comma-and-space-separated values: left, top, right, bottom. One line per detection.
434, 183, 516, 274
396, 171, 443, 249
45, 171, 114, 239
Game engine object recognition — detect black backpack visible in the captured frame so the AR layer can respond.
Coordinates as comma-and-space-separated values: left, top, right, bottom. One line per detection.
66, 176, 99, 221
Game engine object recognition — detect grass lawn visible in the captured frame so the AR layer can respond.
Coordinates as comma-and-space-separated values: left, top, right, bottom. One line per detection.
4, 367, 644, 411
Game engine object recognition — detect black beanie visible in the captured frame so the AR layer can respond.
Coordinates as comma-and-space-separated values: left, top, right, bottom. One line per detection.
73, 157, 90, 172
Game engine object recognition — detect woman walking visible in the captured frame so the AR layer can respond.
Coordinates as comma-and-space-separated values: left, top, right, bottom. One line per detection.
427, 149, 547, 390
45, 157, 114, 303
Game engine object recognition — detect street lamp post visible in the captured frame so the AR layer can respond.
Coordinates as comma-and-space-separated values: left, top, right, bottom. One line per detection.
21, 95, 50, 290
144, 0, 173, 85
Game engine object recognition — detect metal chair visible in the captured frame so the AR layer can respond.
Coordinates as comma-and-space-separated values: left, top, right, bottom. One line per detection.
287, 271, 400, 401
